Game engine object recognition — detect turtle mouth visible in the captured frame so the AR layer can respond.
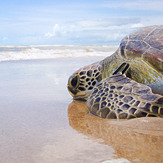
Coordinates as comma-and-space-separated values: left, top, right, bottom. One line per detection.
67, 85, 79, 96
72, 93, 89, 100
73, 96, 88, 100
67, 85, 89, 99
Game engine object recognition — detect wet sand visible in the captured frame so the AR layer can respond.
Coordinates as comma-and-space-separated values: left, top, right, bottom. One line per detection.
0, 58, 162, 163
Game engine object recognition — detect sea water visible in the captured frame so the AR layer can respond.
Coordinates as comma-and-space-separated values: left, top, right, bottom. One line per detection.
0, 45, 118, 62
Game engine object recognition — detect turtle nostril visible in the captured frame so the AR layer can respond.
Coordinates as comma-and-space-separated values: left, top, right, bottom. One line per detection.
71, 76, 78, 87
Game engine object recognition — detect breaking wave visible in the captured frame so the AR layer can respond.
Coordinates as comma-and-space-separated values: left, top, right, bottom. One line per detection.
0, 45, 118, 62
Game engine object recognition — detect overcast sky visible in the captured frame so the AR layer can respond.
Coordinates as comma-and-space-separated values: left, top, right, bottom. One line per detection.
0, 0, 163, 45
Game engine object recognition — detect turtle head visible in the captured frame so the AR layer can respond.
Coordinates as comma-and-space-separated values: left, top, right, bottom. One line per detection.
67, 62, 102, 99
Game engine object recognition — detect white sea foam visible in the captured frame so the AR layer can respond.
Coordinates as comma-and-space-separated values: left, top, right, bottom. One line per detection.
0, 45, 118, 62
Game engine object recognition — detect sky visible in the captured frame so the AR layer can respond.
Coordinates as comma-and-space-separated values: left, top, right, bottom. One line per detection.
0, 0, 163, 45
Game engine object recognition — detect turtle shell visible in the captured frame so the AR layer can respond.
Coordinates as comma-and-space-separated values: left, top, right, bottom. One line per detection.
120, 25, 163, 72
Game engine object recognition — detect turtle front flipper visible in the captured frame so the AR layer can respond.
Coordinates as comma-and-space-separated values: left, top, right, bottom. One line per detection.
87, 63, 163, 119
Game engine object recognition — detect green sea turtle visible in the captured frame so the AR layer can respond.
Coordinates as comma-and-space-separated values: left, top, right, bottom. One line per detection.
67, 25, 163, 119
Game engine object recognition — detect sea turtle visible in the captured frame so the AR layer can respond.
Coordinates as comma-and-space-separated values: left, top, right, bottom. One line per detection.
67, 25, 163, 119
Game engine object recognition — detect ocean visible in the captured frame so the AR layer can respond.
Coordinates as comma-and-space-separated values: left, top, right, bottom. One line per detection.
0, 45, 118, 62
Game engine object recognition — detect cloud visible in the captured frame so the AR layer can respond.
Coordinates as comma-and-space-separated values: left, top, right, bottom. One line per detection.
43, 17, 145, 45
45, 24, 63, 38
2, 37, 8, 41
1, 36, 8, 44
103, 0, 163, 11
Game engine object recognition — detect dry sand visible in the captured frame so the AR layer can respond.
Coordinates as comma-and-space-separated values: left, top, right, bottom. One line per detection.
0, 58, 162, 163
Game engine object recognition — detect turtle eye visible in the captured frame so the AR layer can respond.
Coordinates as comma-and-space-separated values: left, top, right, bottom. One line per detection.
68, 75, 79, 88
71, 76, 78, 87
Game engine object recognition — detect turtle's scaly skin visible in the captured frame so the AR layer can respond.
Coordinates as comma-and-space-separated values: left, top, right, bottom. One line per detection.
67, 62, 102, 99
87, 73, 163, 119
67, 25, 163, 119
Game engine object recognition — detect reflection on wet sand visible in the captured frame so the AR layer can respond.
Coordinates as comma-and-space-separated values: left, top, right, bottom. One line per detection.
68, 100, 163, 163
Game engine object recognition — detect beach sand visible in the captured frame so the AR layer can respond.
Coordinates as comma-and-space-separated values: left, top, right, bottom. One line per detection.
0, 58, 162, 163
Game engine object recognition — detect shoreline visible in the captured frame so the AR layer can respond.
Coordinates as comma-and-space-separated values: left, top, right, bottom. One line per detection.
0, 55, 106, 63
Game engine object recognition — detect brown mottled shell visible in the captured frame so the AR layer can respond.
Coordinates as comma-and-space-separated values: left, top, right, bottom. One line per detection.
120, 25, 163, 72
